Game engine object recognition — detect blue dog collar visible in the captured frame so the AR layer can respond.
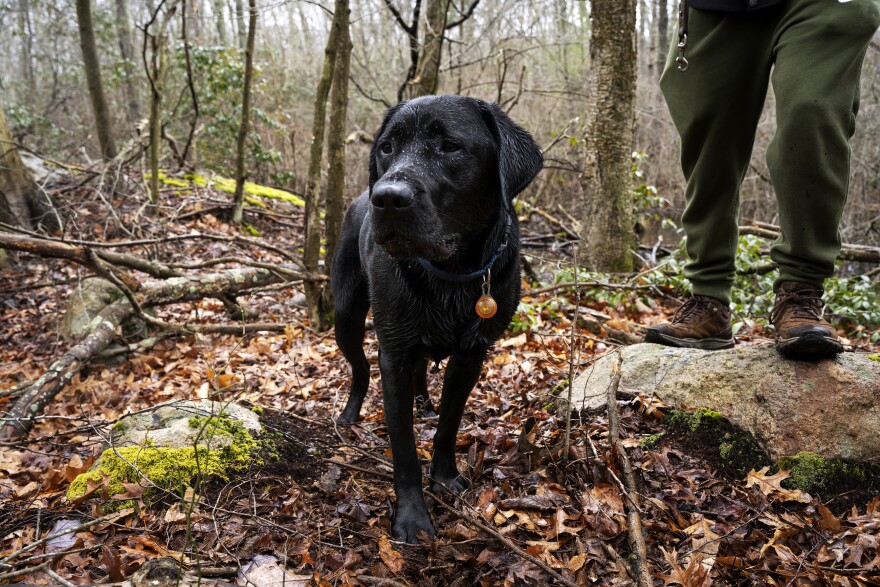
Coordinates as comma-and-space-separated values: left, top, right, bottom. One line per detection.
416, 216, 511, 283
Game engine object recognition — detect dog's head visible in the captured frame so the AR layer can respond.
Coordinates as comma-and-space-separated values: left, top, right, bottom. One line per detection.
368, 95, 543, 261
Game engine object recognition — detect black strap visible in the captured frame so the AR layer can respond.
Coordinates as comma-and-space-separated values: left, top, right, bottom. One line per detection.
677, 0, 689, 71
416, 216, 511, 283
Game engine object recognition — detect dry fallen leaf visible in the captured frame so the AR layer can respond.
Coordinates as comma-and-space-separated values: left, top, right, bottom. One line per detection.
377, 535, 404, 575
237, 554, 310, 587
744, 467, 811, 503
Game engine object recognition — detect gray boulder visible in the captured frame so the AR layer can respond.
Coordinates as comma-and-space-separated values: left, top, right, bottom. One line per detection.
568, 344, 880, 461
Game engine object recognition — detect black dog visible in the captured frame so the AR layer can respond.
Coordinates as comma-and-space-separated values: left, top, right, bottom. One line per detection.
331, 95, 543, 543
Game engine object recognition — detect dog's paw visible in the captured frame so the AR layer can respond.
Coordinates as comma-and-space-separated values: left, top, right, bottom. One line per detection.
391, 507, 435, 544
430, 474, 469, 495
335, 409, 361, 425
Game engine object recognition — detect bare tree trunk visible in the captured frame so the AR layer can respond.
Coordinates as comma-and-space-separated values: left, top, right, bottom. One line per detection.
145, 2, 180, 205
234, 0, 247, 49
0, 99, 37, 230
75, 0, 118, 161
231, 0, 257, 224
578, 0, 637, 272
657, 0, 670, 75
409, 0, 450, 97
213, 0, 227, 45
17, 0, 36, 101
188, 0, 203, 42
180, 0, 200, 168
302, 5, 342, 330
115, 0, 143, 124
320, 0, 351, 323
385, 0, 421, 102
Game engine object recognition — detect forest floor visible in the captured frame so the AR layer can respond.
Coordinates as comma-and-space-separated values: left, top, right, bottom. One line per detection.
1, 172, 879, 586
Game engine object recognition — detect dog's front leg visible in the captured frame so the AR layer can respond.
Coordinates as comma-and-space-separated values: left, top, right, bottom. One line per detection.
380, 353, 435, 543
430, 355, 482, 494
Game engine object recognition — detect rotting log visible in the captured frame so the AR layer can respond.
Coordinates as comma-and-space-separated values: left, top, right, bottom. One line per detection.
0, 265, 300, 440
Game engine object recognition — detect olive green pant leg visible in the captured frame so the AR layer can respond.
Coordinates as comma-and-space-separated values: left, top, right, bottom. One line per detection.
660, 11, 775, 305
767, 0, 880, 290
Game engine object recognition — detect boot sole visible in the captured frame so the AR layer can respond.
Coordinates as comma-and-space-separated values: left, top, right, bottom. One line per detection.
776, 333, 843, 359
644, 330, 735, 350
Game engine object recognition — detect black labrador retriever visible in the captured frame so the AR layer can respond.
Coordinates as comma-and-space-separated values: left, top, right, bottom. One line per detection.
331, 95, 543, 543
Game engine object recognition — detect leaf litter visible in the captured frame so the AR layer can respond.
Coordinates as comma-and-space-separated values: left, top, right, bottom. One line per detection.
0, 178, 879, 585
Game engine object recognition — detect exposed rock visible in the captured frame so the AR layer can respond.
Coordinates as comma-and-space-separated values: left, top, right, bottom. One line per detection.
59, 278, 123, 342
111, 400, 261, 450
568, 344, 880, 461
68, 400, 264, 501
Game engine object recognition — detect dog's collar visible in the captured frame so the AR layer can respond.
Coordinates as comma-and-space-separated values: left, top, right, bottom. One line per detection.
416, 216, 511, 283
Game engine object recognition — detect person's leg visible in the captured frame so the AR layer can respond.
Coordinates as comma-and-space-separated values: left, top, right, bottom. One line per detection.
768, 0, 880, 288
765, 0, 880, 357
660, 9, 776, 305
647, 9, 776, 349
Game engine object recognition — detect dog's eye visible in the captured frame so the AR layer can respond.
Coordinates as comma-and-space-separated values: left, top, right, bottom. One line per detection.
441, 141, 461, 153
379, 142, 392, 155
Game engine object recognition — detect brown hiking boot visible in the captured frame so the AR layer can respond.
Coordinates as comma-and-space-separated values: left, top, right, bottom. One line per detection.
770, 281, 842, 359
644, 295, 734, 350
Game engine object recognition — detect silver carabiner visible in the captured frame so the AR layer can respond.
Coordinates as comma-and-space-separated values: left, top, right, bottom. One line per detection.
676, 33, 689, 72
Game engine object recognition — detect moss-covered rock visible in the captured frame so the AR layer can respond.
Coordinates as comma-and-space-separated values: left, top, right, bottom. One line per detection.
777, 451, 878, 497
68, 400, 266, 504
663, 408, 770, 478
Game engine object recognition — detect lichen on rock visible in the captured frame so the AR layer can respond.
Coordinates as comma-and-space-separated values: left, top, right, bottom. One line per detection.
68, 400, 266, 504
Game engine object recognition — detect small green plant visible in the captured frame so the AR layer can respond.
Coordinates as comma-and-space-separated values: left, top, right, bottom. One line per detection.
631, 151, 676, 232
510, 298, 565, 334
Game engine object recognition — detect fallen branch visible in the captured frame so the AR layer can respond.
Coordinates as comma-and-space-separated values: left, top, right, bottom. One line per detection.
739, 224, 880, 264
606, 356, 652, 587
0, 265, 303, 440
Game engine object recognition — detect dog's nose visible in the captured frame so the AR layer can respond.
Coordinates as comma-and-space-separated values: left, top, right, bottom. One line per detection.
371, 183, 414, 211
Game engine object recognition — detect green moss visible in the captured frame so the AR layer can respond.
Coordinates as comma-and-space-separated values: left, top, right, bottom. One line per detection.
68, 415, 261, 502
250, 406, 264, 414
184, 172, 305, 207
663, 408, 770, 478
777, 451, 872, 496
241, 223, 260, 236
664, 408, 725, 433
868, 353, 880, 362
640, 432, 665, 449
148, 172, 192, 191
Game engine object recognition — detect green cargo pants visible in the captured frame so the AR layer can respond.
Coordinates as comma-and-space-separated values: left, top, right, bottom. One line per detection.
660, 0, 880, 304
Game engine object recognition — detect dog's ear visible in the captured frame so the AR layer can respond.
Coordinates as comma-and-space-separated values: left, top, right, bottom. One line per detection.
369, 102, 405, 191
478, 100, 544, 202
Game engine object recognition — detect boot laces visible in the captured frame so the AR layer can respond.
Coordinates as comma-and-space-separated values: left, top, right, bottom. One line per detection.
671, 296, 717, 325
771, 288, 824, 324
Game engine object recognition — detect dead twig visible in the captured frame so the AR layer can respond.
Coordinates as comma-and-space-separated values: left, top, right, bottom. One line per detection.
427, 491, 580, 587
606, 356, 652, 587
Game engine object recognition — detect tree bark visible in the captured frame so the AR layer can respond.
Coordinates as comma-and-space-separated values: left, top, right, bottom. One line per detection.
409, 0, 450, 97
578, 0, 638, 272
385, 0, 421, 102
303, 4, 343, 330
234, 0, 247, 49
320, 0, 352, 325
115, 0, 143, 124
75, 0, 118, 161
145, 2, 179, 205
213, 0, 227, 45
17, 0, 36, 101
0, 101, 37, 230
231, 0, 257, 225
657, 0, 670, 76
